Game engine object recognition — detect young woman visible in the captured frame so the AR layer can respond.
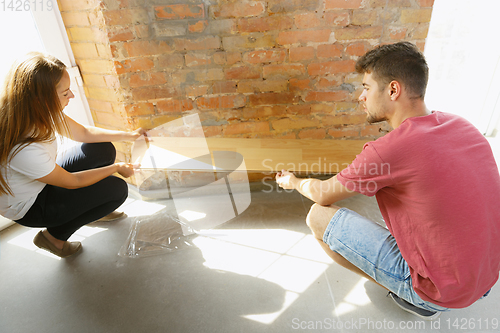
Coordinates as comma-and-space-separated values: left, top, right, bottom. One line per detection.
0, 52, 146, 258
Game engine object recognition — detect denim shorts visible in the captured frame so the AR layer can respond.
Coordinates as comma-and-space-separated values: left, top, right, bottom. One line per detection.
323, 207, 450, 312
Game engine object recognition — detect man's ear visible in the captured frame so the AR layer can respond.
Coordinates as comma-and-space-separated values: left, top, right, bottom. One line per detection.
388, 80, 402, 101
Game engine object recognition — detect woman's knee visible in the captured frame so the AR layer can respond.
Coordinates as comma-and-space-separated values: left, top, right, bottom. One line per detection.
306, 203, 340, 239
81, 142, 116, 166
100, 176, 128, 204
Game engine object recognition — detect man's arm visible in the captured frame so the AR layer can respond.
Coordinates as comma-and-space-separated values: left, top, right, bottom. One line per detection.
276, 170, 358, 206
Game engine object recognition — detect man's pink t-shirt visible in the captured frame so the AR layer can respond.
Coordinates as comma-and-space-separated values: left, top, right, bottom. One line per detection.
337, 111, 500, 308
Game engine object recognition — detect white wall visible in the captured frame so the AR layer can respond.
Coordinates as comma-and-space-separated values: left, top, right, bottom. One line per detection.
424, 0, 500, 136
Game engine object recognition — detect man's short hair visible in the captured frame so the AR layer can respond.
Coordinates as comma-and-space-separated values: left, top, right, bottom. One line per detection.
356, 42, 429, 99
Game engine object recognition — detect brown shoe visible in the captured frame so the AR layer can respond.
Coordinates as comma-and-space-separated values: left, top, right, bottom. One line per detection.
95, 211, 126, 222
33, 231, 82, 258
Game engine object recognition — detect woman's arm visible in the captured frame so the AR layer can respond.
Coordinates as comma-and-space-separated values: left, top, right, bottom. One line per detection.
37, 163, 137, 189
63, 115, 146, 143
276, 170, 358, 206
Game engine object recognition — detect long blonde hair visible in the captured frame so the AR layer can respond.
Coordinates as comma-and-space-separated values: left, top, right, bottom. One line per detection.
0, 52, 70, 195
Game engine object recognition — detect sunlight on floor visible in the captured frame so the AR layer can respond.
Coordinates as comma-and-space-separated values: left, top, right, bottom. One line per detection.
119, 197, 167, 217
193, 229, 334, 325
334, 278, 371, 317
7, 225, 108, 260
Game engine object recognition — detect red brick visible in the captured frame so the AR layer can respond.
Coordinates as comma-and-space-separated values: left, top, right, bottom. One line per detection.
401, 9, 433, 23
238, 16, 294, 33
290, 78, 312, 91
224, 122, 270, 135
308, 60, 356, 76
325, 0, 363, 10
268, 0, 319, 13
352, 10, 379, 25
129, 72, 167, 87
204, 126, 223, 137
361, 124, 383, 137
242, 105, 287, 119
243, 49, 287, 64
213, 52, 227, 65
59, 0, 95, 11
418, 0, 434, 7
213, 81, 237, 94
185, 85, 209, 97
249, 92, 300, 106
289, 47, 315, 62
197, 95, 246, 110
223, 34, 276, 51
318, 76, 341, 88
212, 2, 265, 18
134, 25, 150, 39
158, 54, 185, 69
189, 20, 208, 33
103, 9, 133, 25
346, 42, 370, 56
324, 11, 350, 26
263, 64, 306, 79
335, 26, 383, 40
294, 13, 322, 29
277, 30, 331, 45
115, 58, 154, 74
185, 53, 212, 67
238, 80, 288, 93
88, 99, 113, 113
271, 117, 320, 131
328, 127, 360, 138
287, 104, 312, 115
61, 12, 91, 26
155, 4, 205, 20
125, 103, 155, 116
157, 99, 194, 113
304, 91, 349, 102
388, 27, 407, 40
171, 68, 224, 84
108, 27, 134, 42
312, 103, 336, 113
317, 44, 343, 59
123, 41, 172, 57
322, 113, 367, 126
227, 52, 242, 65
174, 36, 221, 51
225, 66, 261, 80
131, 86, 179, 101
408, 23, 430, 39
298, 128, 326, 139
368, 0, 411, 6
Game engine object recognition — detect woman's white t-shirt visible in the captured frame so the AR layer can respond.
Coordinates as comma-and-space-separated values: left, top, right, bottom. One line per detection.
0, 140, 57, 220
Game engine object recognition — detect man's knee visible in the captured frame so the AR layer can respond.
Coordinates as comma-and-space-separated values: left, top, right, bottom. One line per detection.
306, 203, 340, 239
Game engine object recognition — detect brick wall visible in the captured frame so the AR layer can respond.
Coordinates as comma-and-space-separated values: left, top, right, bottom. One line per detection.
58, 0, 434, 163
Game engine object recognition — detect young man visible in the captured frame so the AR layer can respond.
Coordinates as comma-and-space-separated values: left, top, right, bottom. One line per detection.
276, 42, 500, 320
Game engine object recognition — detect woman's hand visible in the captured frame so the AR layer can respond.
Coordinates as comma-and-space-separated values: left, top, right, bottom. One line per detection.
115, 162, 140, 178
275, 169, 298, 190
127, 128, 149, 141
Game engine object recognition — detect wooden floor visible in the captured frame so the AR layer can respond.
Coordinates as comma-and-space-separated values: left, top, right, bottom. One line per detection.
132, 137, 369, 173
206, 138, 367, 173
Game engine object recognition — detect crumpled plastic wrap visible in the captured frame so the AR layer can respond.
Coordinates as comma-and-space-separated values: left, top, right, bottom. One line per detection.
120, 113, 252, 258
118, 209, 196, 258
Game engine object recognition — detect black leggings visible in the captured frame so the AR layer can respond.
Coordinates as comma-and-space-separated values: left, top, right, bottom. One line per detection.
15, 142, 128, 241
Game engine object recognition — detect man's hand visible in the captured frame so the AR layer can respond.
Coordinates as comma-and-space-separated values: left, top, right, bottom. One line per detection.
276, 169, 298, 190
